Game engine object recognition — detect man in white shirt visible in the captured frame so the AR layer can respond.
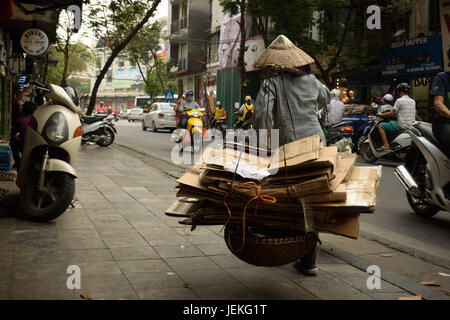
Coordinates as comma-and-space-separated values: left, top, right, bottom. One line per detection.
376, 83, 420, 151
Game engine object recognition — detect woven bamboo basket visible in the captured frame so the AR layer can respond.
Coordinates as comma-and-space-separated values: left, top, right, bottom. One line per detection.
224, 224, 318, 267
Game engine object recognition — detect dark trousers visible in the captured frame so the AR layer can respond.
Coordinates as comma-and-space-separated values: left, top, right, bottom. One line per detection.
180, 117, 188, 129
9, 139, 22, 169
433, 123, 450, 150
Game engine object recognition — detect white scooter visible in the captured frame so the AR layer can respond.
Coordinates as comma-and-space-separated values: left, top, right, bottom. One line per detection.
16, 81, 82, 221
394, 121, 450, 217
81, 114, 116, 146
360, 114, 412, 163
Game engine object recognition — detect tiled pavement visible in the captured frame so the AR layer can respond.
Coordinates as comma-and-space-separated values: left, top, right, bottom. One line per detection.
0, 145, 414, 300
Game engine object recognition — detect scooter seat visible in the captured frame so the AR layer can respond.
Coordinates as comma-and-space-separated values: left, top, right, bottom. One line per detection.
82, 115, 107, 124
415, 123, 449, 157
388, 129, 406, 141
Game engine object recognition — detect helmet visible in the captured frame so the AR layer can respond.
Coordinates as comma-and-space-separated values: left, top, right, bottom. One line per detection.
396, 83, 410, 93
216, 101, 221, 106
330, 89, 341, 97
186, 90, 194, 96
382, 94, 394, 103
245, 95, 251, 102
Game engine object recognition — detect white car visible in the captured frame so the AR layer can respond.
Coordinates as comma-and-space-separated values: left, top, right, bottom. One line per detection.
127, 108, 144, 122
142, 103, 176, 132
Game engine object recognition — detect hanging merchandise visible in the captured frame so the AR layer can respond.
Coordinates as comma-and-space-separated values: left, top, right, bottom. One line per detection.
0, 31, 6, 77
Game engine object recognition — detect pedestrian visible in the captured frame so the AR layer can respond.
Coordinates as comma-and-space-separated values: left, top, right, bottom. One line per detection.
174, 96, 184, 129
253, 35, 331, 276
376, 83, 420, 151
429, 71, 450, 151
324, 89, 345, 127
10, 101, 36, 169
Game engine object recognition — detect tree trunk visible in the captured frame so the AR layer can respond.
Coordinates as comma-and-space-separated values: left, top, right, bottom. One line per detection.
87, 0, 162, 115
61, 43, 69, 88
135, 56, 150, 89
237, 0, 247, 101
150, 49, 165, 93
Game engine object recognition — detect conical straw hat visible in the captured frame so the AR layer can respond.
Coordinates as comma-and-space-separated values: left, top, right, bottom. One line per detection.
254, 35, 314, 69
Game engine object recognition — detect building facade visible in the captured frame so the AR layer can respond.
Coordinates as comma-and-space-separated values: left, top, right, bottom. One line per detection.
168, 0, 210, 105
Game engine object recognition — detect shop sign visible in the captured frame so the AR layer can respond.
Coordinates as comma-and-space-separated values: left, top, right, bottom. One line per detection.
440, 0, 450, 72
20, 28, 49, 56
413, 76, 434, 87
380, 34, 443, 77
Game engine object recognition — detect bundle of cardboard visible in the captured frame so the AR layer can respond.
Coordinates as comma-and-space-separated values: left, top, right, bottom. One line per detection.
165, 134, 381, 239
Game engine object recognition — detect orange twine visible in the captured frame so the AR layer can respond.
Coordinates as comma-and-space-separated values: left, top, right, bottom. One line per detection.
221, 181, 277, 252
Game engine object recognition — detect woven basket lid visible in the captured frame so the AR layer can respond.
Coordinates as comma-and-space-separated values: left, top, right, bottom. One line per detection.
254, 35, 314, 69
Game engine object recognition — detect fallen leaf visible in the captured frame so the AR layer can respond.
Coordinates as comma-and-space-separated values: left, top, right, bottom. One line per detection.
166, 272, 175, 275
438, 272, 450, 277
183, 283, 192, 288
420, 281, 440, 287
439, 289, 450, 296
398, 295, 422, 300
379, 253, 393, 257
80, 293, 92, 300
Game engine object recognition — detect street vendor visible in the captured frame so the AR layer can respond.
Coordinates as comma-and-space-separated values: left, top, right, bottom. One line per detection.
253, 35, 331, 276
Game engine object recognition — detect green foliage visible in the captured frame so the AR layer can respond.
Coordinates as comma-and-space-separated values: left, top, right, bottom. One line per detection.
88, 0, 153, 52
246, 0, 415, 84
47, 43, 95, 87
144, 58, 178, 97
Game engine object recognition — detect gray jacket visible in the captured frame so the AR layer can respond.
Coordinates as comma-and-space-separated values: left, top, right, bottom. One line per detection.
254, 73, 331, 146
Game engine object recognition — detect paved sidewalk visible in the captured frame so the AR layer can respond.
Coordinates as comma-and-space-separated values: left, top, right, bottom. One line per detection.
0, 145, 432, 300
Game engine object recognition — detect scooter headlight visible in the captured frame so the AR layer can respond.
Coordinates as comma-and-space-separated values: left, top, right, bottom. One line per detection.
43, 112, 69, 145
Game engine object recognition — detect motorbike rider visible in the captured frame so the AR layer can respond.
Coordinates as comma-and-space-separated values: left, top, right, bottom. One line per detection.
323, 89, 345, 127
211, 100, 225, 128
253, 35, 331, 276
376, 83, 420, 151
234, 95, 254, 128
174, 96, 184, 129
378, 94, 394, 114
179, 90, 200, 129
10, 101, 37, 169
429, 71, 450, 150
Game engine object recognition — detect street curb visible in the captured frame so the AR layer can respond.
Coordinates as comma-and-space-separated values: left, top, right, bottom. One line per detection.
321, 242, 450, 300
359, 229, 450, 270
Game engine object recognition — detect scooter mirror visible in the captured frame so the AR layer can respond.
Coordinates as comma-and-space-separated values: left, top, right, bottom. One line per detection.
64, 87, 79, 106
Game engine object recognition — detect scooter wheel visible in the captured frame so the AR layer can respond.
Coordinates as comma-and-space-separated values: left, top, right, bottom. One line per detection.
97, 127, 115, 147
361, 142, 377, 163
19, 172, 75, 222
406, 191, 440, 218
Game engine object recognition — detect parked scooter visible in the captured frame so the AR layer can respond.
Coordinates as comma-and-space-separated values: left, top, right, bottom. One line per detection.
394, 122, 449, 217
360, 115, 412, 163
171, 108, 205, 152
323, 121, 354, 149
81, 114, 117, 147
16, 82, 82, 222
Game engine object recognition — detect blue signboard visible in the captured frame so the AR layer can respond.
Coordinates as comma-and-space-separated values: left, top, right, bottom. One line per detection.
164, 91, 175, 101
381, 35, 443, 77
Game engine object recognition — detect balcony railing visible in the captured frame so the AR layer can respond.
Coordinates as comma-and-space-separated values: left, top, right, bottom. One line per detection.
171, 18, 187, 34
169, 57, 187, 72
